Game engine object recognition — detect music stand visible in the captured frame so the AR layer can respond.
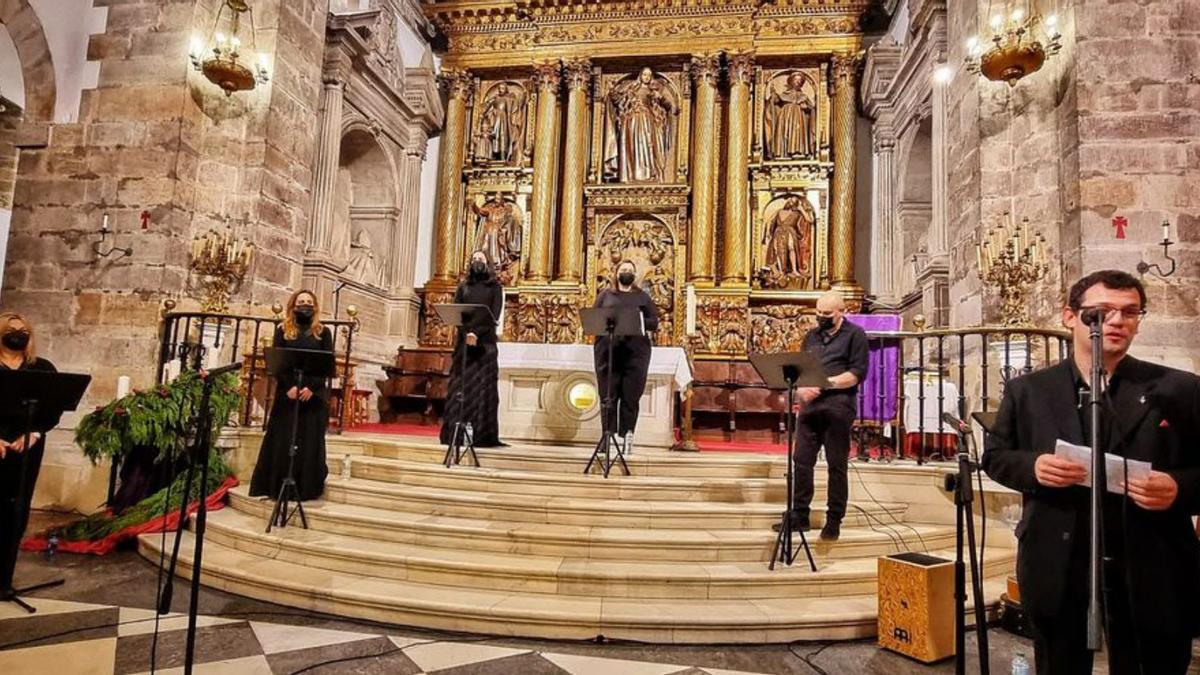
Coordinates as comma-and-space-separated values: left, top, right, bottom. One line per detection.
0, 369, 91, 613
580, 306, 643, 478
434, 303, 496, 468
264, 347, 336, 532
748, 351, 827, 572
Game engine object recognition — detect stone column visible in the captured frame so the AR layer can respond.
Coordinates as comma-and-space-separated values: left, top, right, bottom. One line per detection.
527, 60, 562, 284
394, 143, 427, 292
721, 52, 754, 287
829, 52, 863, 294
689, 54, 721, 284
930, 73, 949, 256
306, 60, 348, 256
871, 131, 897, 301
430, 69, 473, 283
555, 58, 591, 285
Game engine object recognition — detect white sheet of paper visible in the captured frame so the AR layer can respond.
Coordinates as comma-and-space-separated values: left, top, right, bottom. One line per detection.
639, 312, 645, 335
1054, 439, 1152, 494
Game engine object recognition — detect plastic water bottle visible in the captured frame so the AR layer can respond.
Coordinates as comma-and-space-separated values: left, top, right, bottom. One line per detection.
1011, 652, 1030, 675
465, 422, 474, 444
46, 534, 59, 560
341, 454, 352, 480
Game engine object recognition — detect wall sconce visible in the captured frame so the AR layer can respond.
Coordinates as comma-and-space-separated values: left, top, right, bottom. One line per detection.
93, 213, 133, 262
189, 0, 270, 96
1136, 219, 1178, 278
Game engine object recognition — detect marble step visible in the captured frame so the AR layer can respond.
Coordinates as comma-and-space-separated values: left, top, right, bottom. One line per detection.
346, 454, 794, 504
227, 488, 948, 563
321, 476, 910, 530
200, 508, 1015, 601
139, 532, 1007, 643
355, 438, 785, 479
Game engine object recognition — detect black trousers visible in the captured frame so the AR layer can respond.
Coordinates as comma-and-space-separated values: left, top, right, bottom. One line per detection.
0, 439, 45, 590
791, 397, 854, 524
1029, 564, 1193, 675
594, 337, 650, 436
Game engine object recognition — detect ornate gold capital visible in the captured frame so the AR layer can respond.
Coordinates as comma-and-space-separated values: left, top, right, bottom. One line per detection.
690, 53, 722, 88
830, 51, 863, 91
534, 60, 562, 91
563, 57, 592, 91
727, 50, 755, 86
438, 68, 474, 101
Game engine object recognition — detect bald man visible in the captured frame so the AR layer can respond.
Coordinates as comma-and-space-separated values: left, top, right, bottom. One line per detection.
790, 291, 869, 541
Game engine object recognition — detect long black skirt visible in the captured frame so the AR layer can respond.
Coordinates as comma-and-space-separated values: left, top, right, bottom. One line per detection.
439, 340, 501, 447
250, 395, 328, 501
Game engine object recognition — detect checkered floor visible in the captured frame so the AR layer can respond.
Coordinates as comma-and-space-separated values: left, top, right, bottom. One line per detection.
0, 598, 767, 675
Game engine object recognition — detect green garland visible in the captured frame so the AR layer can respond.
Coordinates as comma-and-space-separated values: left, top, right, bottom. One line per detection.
54, 451, 233, 542
74, 370, 242, 464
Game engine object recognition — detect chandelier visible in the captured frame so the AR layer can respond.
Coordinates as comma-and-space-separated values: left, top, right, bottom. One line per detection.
189, 0, 270, 96
189, 226, 255, 313
965, 1, 1062, 87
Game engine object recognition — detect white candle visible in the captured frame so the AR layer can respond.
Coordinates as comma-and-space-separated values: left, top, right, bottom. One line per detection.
102, 213, 110, 232
1162, 220, 1170, 242
116, 375, 131, 399
685, 285, 697, 336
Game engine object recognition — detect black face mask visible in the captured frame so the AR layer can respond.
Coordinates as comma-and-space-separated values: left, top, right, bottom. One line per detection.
816, 315, 836, 331
2, 331, 30, 351
618, 272, 636, 287
470, 261, 488, 277
293, 306, 315, 324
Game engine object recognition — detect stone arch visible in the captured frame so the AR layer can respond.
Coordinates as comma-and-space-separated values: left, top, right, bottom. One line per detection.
894, 115, 933, 289
331, 126, 400, 289
0, 0, 57, 121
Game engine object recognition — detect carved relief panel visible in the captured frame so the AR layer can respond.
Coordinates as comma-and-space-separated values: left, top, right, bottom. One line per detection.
750, 304, 816, 354
590, 213, 681, 346
462, 168, 533, 286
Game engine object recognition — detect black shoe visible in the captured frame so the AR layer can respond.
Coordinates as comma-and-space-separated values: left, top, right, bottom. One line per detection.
819, 520, 841, 541
772, 513, 811, 532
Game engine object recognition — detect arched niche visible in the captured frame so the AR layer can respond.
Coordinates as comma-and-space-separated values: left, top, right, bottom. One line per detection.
331, 127, 400, 290
895, 116, 933, 287
0, 2, 55, 122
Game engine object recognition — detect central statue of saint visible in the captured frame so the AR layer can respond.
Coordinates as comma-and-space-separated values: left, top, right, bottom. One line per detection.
603, 67, 675, 183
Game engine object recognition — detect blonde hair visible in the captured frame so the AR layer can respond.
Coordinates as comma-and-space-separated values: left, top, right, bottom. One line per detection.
281, 290, 323, 340
0, 312, 36, 361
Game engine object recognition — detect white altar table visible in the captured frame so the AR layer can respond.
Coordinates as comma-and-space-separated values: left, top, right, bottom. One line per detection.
496, 343, 692, 448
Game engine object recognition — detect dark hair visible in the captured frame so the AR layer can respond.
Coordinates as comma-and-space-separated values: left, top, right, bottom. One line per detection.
1067, 270, 1147, 311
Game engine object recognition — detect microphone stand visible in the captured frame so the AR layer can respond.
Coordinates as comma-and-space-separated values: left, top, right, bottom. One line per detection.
1086, 313, 1107, 651
946, 419, 989, 675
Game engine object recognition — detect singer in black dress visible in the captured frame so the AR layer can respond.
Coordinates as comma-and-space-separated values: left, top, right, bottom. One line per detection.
592, 260, 659, 440
250, 290, 334, 502
440, 251, 505, 448
0, 313, 62, 593
439, 249, 504, 444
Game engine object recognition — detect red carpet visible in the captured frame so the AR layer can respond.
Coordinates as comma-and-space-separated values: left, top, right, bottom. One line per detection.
345, 423, 789, 454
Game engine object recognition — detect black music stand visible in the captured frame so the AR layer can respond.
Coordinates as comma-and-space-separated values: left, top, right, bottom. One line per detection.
581, 306, 643, 478
434, 303, 496, 468
0, 369, 91, 613
264, 347, 335, 532
749, 351, 827, 572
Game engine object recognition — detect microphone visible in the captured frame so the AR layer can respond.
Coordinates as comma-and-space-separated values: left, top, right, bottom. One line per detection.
1079, 307, 1110, 326
941, 411, 972, 435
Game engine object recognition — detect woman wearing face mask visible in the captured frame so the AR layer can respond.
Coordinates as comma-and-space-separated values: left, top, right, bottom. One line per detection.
250, 290, 334, 501
592, 260, 659, 453
440, 250, 505, 448
0, 313, 62, 595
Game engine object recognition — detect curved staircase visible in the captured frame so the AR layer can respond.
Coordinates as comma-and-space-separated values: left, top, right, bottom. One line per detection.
139, 433, 1015, 643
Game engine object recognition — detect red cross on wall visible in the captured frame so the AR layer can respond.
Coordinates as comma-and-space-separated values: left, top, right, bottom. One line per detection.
1112, 216, 1128, 239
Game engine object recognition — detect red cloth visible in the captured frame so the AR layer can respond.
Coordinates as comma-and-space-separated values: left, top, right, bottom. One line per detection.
20, 477, 238, 556
902, 432, 957, 459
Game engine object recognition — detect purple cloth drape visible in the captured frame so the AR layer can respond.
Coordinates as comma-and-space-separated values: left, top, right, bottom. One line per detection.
844, 314, 901, 422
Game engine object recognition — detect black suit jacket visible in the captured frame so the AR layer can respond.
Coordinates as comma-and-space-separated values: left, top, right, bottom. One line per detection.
982, 357, 1200, 635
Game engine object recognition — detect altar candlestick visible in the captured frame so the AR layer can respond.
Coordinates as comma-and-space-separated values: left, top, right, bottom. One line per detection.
685, 284, 697, 336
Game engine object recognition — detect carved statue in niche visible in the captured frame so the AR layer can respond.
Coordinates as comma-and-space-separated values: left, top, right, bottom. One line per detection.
343, 228, 386, 288
330, 166, 354, 265
596, 216, 675, 345
603, 68, 676, 184
473, 82, 526, 164
470, 194, 523, 282
759, 194, 814, 289
765, 72, 817, 160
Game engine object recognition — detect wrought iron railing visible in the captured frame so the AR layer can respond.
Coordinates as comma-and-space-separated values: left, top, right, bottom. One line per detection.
853, 325, 1071, 462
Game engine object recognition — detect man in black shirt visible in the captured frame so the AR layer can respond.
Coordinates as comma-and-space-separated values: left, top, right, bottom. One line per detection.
791, 291, 870, 541
982, 270, 1200, 675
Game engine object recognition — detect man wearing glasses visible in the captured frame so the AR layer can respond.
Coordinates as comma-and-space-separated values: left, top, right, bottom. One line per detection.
983, 270, 1200, 675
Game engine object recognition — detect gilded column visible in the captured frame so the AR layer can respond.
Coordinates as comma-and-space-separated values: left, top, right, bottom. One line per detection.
689, 54, 721, 284
527, 61, 562, 284
721, 52, 754, 286
430, 69, 473, 283
555, 58, 591, 285
306, 56, 348, 256
829, 52, 863, 294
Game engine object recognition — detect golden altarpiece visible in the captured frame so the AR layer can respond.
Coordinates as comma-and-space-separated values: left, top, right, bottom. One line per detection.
420, 0, 868, 359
